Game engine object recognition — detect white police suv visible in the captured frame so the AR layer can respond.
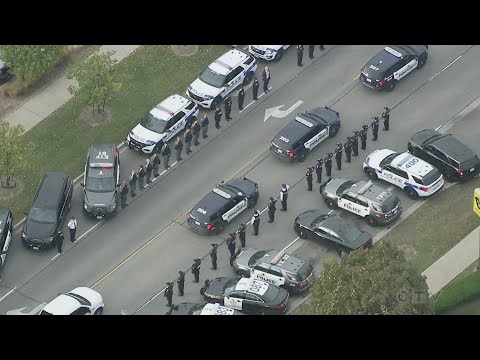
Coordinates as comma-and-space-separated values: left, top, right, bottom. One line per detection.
249, 45, 290, 61
126, 94, 199, 154
186, 48, 257, 109
363, 149, 444, 200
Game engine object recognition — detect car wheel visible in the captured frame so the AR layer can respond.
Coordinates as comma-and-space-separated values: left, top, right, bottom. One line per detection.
444, 171, 456, 183
83, 207, 89, 216
200, 287, 205, 296
417, 56, 427, 69
325, 198, 337, 209
274, 49, 284, 62
243, 72, 253, 86
366, 216, 377, 227
328, 126, 339, 138
404, 187, 419, 200
386, 80, 396, 92
94, 307, 103, 315
365, 168, 378, 180
298, 227, 308, 239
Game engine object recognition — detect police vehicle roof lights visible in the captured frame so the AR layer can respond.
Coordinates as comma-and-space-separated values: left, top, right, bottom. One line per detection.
214, 59, 233, 70
154, 104, 174, 116
213, 187, 231, 199
295, 116, 314, 128
270, 250, 286, 265
90, 162, 114, 168
357, 180, 374, 195
384, 47, 403, 58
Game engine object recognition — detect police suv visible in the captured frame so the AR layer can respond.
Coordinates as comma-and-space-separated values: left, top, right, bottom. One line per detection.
0, 208, 13, 271
322, 178, 402, 226
166, 302, 243, 315
360, 45, 428, 91
126, 94, 199, 154
81, 144, 120, 219
270, 106, 341, 162
363, 149, 444, 200
187, 177, 259, 235
186, 48, 257, 109
249, 45, 290, 61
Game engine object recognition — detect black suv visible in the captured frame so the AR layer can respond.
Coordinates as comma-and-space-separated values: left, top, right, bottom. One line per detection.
408, 129, 480, 182
81, 144, 120, 219
270, 107, 341, 162
187, 177, 259, 235
0, 208, 13, 270
22, 173, 73, 250
360, 45, 428, 91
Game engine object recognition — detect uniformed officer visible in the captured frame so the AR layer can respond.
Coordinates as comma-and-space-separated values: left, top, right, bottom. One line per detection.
371, 116, 380, 141
252, 77, 259, 100
251, 210, 260, 236
138, 164, 146, 190
161, 142, 171, 169
297, 45, 304, 67
280, 184, 289, 211
56, 230, 64, 254
214, 105, 222, 129
237, 223, 246, 248
174, 136, 183, 161
308, 45, 315, 59
191, 258, 201, 283
315, 159, 323, 183
129, 169, 137, 197
231, 248, 241, 268
306, 167, 313, 191
319, 45, 325, 51
238, 87, 245, 111
227, 233, 236, 258
360, 125, 368, 150
210, 243, 218, 270
201, 113, 209, 139
184, 128, 193, 154
262, 66, 271, 93
177, 270, 185, 296
145, 158, 153, 185
224, 95, 233, 120
344, 137, 352, 163
267, 197, 277, 223
120, 180, 129, 208
352, 131, 360, 156
335, 143, 343, 171
164, 282, 174, 307
382, 107, 391, 131
192, 120, 201, 146
325, 153, 333, 178
152, 153, 161, 177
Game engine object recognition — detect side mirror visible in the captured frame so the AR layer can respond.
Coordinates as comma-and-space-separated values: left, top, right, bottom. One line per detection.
80, 182, 85, 187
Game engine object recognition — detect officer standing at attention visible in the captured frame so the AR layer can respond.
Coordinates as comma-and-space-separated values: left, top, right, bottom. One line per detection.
138, 164, 146, 190
344, 137, 352, 163
382, 107, 391, 131
319, 45, 325, 51
251, 210, 260, 236
152, 153, 161, 178
315, 159, 323, 183
191, 259, 201, 283
227, 233, 236, 258
237, 223, 246, 248
267, 197, 277, 223
161, 142, 171, 169
145, 158, 153, 185
352, 131, 360, 157
201, 113, 209, 139
252, 77, 259, 100
120, 180, 129, 208
224, 95, 233, 120
192, 120, 201, 146
306, 166, 314, 191
360, 125, 368, 150
262, 66, 271, 93
174, 136, 183, 161
308, 45, 315, 59
67, 216, 77, 243
238, 87, 245, 111
164, 282, 174, 307
56, 230, 64, 254
177, 270, 185, 296
335, 143, 343, 171
214, 105, 222, 129
184, 127, 193, 154
210, 243, 218, 270
371, 116, 380, 141
297, 45, 304, 67
325, 153, 333, 178
129, 169, 137, 197
280, 184, 289, 211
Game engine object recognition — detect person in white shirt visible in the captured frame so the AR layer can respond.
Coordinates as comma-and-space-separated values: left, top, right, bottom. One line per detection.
67, 216, 78, 243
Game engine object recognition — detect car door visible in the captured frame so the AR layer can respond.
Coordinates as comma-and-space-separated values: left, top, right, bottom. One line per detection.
382, 165, 406, 187
221, 196, 247, 223
304, 123, 328, 151
424, 146, 447, 170
0, 213, 13, 266
338, 194, 368, 217
223, 292, 243, 310
242, 293, 264, 313
165, 111, 186, 140
251, 264, 285, 287
223, 66, 244, 96
58, 184, 68, 226
313, 227, 331, 243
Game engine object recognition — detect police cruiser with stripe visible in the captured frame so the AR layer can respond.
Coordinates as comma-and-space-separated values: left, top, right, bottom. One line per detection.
249, 45, 290, 61
322, 177, 402, 226
270, 106, 341, 162
187, 177, 259, 235
363, 149, 445, 200
166, 302, 243, 315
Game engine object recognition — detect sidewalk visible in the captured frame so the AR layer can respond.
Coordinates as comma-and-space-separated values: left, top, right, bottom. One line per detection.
3, 45, 141, 133
422, 225, 480, 296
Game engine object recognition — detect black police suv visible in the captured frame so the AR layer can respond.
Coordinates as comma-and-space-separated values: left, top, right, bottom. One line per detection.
22, 173, 73, 250
360, 45, 428, 92
0, 208, 13, 270
270, 107, 341, 162
187, 177, 259, 235
81, 144, 120, 219
408, 129, 480, 182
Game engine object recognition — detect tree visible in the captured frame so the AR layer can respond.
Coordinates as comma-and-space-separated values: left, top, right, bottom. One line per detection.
310, 241, 434, 315
0, 45, 64, 81
66, 51, 123, 116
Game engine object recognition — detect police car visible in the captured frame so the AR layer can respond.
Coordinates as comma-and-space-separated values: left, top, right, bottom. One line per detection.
39, 287, 104, 315
322, 178, 402, 226
81, 144, 120, 219
360, 45, 429, 91
363, 149, 444, 200
233, 248, 314, 293
249, 45, 290, 61
270, 106, 341, 162
166, 302, 243, 315
126, 94, 199, 154
187, 177, 259, 235
0, 208, 13, 271
186, 48, 257, 109
200, 276, 290, 315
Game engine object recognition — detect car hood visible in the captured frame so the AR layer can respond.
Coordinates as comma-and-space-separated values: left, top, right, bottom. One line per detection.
307, 107, 340, 126
69, 287, 103, 306
324, 177, 351, 195
188, 78, 222, 99
84, 190, 116, 207
130, 123, 166, 144
23, 219, 56, 238
410, 129, 440, 147
295, 209, 324, 227
364, 149, 397, 169
205, 277, 237, 297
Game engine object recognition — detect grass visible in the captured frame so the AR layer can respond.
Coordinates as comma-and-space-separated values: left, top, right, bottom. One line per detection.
434, 270, 480, 314
4, 45, 229, 222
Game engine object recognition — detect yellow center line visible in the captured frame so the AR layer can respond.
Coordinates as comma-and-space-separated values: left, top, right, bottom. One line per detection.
353, 74, 360, 80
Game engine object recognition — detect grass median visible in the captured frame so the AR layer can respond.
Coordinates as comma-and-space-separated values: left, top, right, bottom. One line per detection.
5, 45, 229, 223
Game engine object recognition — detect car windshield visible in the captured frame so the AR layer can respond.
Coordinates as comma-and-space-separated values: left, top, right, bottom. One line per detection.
140, 113, 168, 134
297, 263, 314, 281
199, 67, 226, 88
343, 227, 363, 243
86, 168, 115, 192
311, 214, 328, 228
336, 180, 355, 196
261, 285, 280, 303
422, 168, 442, 185
379, 153, 399, 167
248, 250, 268, 266
28, 207, 57, 224
224, 278, 241, 294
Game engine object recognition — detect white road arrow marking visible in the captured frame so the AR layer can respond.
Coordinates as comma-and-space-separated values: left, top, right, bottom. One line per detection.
264, 100, 304, 122
7, 303, 45, 315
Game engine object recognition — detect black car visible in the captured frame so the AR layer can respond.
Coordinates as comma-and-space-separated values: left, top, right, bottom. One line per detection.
360, 45, 428, 91
22, 173, 73, 250
408, 129, 480, 182
200, 276, 290, 315
187, 177, 259, 235
294, 210, 372, 254
81, 144, 120, 219
270, 107, 340, 162
0, 208, 13, 270
166, 302, 243, 315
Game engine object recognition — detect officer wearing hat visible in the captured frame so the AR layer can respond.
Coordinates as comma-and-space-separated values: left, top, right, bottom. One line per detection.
352, 131, 360, 156
191, 259, 201, 283
371, 116, 380, 141
360, 125, 368, 150
267, 197, 277, 223
164, 282, 174, 307
315, 159, 323, 183
382, 107, 391, 131
335, 143, 343, 171
210, 243, 218, 270
227, 233, 236, 258
297, 45, 304, 67
306, 166, 314, 191
280, 184, 289, 211
344, 137, 353, 163
225, 95, 233, 120
237, 223, 247, 248
325, 153, 333, 178
177, 270, 185, 296
250, 210, 260, 236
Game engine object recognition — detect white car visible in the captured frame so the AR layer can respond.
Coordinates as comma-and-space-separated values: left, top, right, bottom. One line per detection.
249, 45, 290, 61
363, 149, 444, 200
39, 287, 104, 315
186, 48, 257, 109
126, 94, 199, 154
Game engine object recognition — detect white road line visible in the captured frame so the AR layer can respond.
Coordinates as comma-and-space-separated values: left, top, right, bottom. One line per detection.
51, 253, 61, 261
435, 124, 442, 131
160, 169, 167, 176
259, 206, 269, 215
242, 46, 249, 50
242, 100, 255, 112
171, 161, 177, 167
386, 185, 395, 192
136, 286, 168, 313
0, 287, 16, 302
77, 221, 103, 242
328, 210, 334, 214
429, 55, 462, 81
282, 237, 300, 252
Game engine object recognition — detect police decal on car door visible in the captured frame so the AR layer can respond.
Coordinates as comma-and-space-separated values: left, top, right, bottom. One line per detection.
251, 267, 285, 287
224, 295, 243, 310
393, 59, 418, 80
304, 127, 329, 150
338, 196, 369, 217
222, 198, 248, 222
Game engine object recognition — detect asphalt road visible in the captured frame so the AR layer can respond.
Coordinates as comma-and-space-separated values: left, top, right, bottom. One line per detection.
1, 45, 479, 315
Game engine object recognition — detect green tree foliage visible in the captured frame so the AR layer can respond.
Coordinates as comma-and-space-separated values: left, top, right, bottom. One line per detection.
310, 241, 435, 315
0, 45, 64, 81
66, 50, 123, 116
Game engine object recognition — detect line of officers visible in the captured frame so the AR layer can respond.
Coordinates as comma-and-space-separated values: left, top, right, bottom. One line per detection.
305, 107, 391, 191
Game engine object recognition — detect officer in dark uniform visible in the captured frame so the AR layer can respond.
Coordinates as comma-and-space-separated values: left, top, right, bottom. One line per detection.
214, 105, 222, 129
252, 77, 259, 100
308, 45, 315, 59
371, 116, 380, 141
319, 45, 325, 51
120, 180, 129, 208
324, 154, 332, 178
184, 128, 193, 155
315, 159, 323, 183
306, 167, 313, 191
145, 159, 153, 184
191, 259, 201, 283
360, 125, 368, 150
56, 230, 64, 254
177, 270, 185, 296
210, 243, 218, 270
238, 223, 246, 248
164, 282, 174, 307
344, 137, 352, 163
250, 210, 260, 236
224, 95, 233, 120
201, 114, 209, 139
352, 131, 360, 156
297, 45, 304, 67
138, 164, 146, 190
230, 248, 241, 267
227, 234, 236, 258
335, 143, 343, 170
161, 142, 171, 169
238, 87, 245, 111
152, 153, 161, 177
174, 136, 183, 161
192, 120, 201, 146
129, 170, 137, 197
267, 197, 277, 223
382, 107, 391, 130
280, 184, 289, 211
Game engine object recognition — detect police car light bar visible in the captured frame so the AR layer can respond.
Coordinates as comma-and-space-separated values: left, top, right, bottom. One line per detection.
384, 47, 403, 58
214, 59, 233, 70
357, 181, 373, 195
295, 116, 313, 128
154, 104, 174, 116
213, 188, 231, 199
90, 163, 114, 168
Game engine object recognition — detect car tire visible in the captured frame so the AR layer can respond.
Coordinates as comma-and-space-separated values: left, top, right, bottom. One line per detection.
366, 216, 377, 227
94, 307, 103, 315
417, 55, 427, 69
386, 80, 396, 92
325, 198, 337, 209
365, 168, 378, 180
274, 49, 284, 62
298, 152, 307, 162
243, 72, 254, 86
200, 287, 205, 296
298, 227, 308, 239
328, 126, 339, 138
444, 171, 456, 183
247, 194, 258, 209
404, 187, 419, 200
